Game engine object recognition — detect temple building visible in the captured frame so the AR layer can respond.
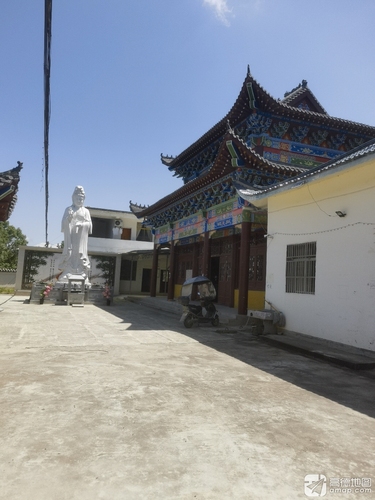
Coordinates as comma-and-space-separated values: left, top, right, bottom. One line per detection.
130, 67, 375, 315
0, 162, 22, 222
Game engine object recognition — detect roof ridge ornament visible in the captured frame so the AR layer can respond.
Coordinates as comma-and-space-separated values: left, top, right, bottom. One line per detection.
284, 80, 308, 98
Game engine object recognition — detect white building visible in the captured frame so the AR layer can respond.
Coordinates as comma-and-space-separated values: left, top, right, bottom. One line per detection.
237, 140, 375, 352
15, 207, 171, 296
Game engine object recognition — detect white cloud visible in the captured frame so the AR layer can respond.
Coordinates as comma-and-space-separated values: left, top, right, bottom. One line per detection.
203, 0, 233, 26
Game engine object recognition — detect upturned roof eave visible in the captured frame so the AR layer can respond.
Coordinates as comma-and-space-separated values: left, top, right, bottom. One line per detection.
0, 162, 23, 221
163, 73, 253, 169
132, 166, 230, 219
132, 131, 304, 219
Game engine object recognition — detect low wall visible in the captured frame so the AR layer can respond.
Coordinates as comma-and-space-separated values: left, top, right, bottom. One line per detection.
0, 271, 16, 286
15, 246, 120, 293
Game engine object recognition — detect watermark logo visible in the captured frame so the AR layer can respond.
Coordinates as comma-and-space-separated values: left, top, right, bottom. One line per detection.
305, 475, 372, 496
304, 475, 327, 497
329, 477, 372, 494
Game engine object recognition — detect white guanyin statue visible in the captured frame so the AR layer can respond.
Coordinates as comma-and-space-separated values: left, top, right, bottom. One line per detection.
57, 186, 92, 286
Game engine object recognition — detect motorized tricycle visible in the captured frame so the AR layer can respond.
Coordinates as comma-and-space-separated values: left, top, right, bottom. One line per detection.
178, 276, 220, 328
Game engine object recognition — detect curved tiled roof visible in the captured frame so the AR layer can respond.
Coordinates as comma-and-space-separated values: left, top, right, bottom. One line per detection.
252, 76, 375, 134
162, 68, 375, 171
281, 80, 328, 115
0, 162, 22, 221
137, 69, 375, 228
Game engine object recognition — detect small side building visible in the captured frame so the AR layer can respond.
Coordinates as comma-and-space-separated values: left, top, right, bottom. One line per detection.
87, 207, 168, 295
237, 140, 375, 352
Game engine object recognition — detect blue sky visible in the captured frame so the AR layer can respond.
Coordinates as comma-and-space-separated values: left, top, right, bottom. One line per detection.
2, 0, 375, 246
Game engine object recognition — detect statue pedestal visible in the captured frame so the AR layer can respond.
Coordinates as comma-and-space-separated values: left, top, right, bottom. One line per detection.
67, 275, 86, 307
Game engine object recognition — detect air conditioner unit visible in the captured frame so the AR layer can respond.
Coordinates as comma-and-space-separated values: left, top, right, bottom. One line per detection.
114, 219, 122, 227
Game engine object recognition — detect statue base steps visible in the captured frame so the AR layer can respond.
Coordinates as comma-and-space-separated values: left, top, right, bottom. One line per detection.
29, 283, 110, 306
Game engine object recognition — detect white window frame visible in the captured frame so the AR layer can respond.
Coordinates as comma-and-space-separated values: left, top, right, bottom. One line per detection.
286, 242, 316, 294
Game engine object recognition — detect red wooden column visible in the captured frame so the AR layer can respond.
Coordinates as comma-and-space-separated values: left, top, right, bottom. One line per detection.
150, 243, 158, 297
192, 242, 199, 277
201, 231, 210, 278
238, 208, 252, 316
167, 240, 175, 301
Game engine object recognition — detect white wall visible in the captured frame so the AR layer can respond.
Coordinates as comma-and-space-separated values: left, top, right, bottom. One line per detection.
119, 253, 169, 294
265, 160, 375, 352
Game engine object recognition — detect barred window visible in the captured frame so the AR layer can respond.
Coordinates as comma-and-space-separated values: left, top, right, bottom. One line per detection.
286, 242, 316, 294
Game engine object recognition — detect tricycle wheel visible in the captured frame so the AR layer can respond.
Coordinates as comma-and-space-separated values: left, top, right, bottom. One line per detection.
211, 316, 219, 327
184, 314, 194, 328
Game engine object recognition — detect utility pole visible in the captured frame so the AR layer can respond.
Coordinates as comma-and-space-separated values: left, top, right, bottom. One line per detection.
44, 0, 52, 247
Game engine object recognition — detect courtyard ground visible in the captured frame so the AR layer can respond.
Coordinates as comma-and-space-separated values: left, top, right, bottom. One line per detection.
0, 294, 374, 499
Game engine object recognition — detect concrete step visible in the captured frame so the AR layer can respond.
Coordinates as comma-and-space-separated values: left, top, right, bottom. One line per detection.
260, 333, 375, 371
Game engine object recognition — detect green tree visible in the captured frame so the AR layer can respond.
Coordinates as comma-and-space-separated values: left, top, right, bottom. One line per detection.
0, 221, 27, 269
22, 250, 50, 289
92, 255, 116, 285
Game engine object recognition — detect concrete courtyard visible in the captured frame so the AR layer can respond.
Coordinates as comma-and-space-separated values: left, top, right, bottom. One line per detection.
0, 295, 374, 499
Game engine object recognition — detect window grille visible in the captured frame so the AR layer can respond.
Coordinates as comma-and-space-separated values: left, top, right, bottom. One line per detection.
249, 255, 264, 282
286, 242, 316, 294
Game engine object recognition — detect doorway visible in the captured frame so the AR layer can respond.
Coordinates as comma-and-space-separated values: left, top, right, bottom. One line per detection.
159, 270, 169, 294
141, 269, 151, 293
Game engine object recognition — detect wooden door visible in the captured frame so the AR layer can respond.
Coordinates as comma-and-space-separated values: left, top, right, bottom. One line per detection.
216, 236, 237, 307
248, 241, 266, 292
141, 268, 151, 293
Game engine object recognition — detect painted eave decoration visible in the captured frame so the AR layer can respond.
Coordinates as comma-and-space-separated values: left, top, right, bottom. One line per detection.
130, 129, 304, 227
236, 138, 375, 203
